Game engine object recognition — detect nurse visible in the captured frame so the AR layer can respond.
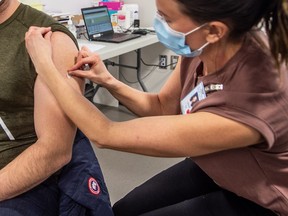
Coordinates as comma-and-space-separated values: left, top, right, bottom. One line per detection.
25, 0, 288, 215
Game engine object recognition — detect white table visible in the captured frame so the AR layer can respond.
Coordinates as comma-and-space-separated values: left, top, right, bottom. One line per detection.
78, 34, 158, 60
78, 34, 159, 92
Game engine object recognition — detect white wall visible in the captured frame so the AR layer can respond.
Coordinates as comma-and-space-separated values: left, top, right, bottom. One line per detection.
20, 0, 156, 25
42, 0, 92, 14
123, 0, 156, 27
41, 0, 157, 24
41, 0, 156, 26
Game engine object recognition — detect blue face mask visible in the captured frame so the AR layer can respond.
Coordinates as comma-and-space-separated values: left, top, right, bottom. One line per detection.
153, 13, 209, 58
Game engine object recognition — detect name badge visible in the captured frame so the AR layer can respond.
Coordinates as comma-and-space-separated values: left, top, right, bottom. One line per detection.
180, 82, 206, 114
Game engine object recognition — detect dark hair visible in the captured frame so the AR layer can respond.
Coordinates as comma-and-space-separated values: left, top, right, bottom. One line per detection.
177, 0, 288, 67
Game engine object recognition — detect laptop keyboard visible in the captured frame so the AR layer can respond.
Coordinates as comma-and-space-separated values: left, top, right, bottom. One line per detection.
92, 32, 140, 42
101, 33, 139, 42
112, 33, 128, 38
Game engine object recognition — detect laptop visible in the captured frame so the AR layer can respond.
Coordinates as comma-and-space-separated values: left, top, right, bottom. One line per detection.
81, 6, 141, 43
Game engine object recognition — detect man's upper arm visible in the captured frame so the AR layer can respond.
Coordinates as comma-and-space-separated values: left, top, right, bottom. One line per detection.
34, 31, 84, 156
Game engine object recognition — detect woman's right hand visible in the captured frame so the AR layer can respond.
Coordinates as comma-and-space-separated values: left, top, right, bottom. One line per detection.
68, 46, 113, 86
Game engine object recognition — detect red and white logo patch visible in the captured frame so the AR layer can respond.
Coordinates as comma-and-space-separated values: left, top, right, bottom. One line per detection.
88, 177, 101, 196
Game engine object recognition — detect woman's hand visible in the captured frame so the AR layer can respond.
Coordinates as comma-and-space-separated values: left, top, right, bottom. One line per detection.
68, 46, 113, 86
25, 26, 53, 73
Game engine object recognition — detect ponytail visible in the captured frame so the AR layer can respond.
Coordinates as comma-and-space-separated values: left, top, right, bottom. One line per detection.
263, 0, 288, 67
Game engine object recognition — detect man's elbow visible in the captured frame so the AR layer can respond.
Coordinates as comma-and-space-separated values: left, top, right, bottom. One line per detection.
37, 139, 73, 172
57, 151, 72, 168
53, 145, 73, 170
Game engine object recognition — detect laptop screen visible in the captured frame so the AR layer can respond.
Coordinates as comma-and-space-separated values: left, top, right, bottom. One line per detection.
81, 6, 113, 36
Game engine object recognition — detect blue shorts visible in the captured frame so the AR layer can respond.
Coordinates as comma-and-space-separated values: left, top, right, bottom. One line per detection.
0, 176, 59, 216
0, 130, 113, 216
58, 130, 114, 216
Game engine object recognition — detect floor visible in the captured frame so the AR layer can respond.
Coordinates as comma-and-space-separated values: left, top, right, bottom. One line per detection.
93, 104, 183, 205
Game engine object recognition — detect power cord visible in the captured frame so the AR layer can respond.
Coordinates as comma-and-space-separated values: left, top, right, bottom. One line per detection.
138, 52, 178, 68
119, 66, 158, 84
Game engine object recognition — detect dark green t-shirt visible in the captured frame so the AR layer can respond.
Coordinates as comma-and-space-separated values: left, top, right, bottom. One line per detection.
0, 4, 78, 169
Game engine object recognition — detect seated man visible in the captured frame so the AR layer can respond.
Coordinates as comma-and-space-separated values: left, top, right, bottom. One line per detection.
0, 0, 112, 215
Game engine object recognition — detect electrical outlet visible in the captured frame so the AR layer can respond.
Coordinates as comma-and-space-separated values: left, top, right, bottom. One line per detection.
133, 19, 140, 28
159, 55, 167, 69
170, 55, 179, 70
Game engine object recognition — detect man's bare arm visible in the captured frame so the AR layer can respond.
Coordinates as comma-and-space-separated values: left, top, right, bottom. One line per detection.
0, 31, 84, 200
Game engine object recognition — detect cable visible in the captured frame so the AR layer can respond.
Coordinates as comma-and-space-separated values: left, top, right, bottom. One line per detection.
119, 23, 135, 33
82, 32, 89, 41
137, 28, 156, 34
106, 59, 157, 83
138, 53, 178, 68
119, 66, 158, 84
107, 52, 178, 70
166, 62, 177, 68
140, 58, 159, 67
141, 66, 158, 80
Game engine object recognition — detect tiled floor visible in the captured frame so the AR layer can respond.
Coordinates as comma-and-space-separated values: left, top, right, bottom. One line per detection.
93, 104, 182, 205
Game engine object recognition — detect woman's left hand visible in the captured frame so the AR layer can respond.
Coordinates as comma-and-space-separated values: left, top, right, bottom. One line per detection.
25, 26, 53, 73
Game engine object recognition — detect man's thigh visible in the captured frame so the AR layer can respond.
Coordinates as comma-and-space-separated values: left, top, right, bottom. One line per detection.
0, 177, 59, 216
